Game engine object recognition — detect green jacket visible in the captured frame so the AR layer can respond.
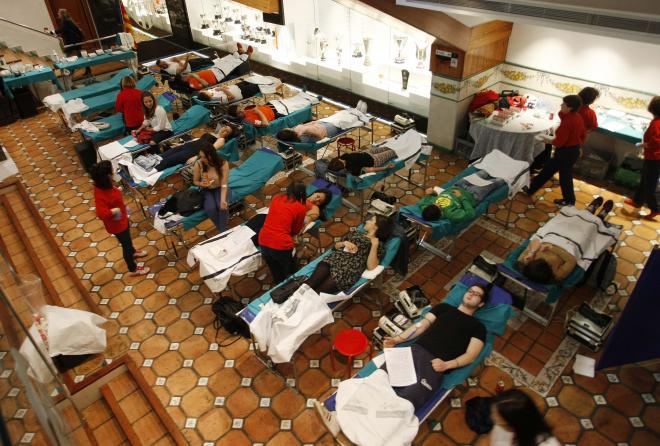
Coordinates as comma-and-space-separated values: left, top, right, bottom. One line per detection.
417, 186, 476, 222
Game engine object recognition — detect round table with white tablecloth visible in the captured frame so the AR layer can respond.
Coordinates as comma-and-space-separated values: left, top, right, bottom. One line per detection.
468, 111, 557, 163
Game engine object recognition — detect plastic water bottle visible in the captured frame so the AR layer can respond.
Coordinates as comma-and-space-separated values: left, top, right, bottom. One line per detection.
52, 50, 60, 63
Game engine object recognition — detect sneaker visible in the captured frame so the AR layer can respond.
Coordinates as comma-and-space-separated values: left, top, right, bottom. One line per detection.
642, 211, 659, 222
133, 250, 148, 258
586, 196, 603, 214
624, 198, 641, 208
313, 400, 340, 437
130, 266, 150, 277
553, 199, 574, 207
597, 199, 614, 220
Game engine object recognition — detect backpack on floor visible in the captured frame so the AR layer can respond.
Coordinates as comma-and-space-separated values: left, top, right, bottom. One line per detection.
584, 250, 618, 294
212, 297, 250, 341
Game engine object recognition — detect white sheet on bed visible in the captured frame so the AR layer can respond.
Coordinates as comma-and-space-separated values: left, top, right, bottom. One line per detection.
532, 207, 620, 270
187, 225, 262, 293
43, 93, 65, 112
118, 156, 161, 186
99, 140, 129, 160
336, 368, 418, 446
321, 109, 371, 130
473, 149, 530, 197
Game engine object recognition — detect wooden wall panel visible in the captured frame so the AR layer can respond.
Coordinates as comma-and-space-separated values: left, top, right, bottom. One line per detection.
232, 0, 280, 14
463, 21, 512, 78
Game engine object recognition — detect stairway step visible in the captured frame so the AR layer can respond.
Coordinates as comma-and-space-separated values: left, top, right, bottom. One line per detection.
101, 382, 144, 446
82, 399, 129, 445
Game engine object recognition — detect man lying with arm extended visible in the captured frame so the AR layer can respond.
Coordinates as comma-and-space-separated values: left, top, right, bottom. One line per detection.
381, 283, 488, 409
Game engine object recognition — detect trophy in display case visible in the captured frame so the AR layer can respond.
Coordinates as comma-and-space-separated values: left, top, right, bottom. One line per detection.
213, 19, 222, 36
415, 41, 428, 69
214, 2, 223, 20
224, 5, 232, 22
363, 37, 373, 66
234, 8, 241, 24
319, 37, 329, 62
394, 34, 408, 64
401, 69, 410, 90
352, 41, 363, 58
335, 35, 343, 65
260, 29, 267, 45
200, 13, 210, 29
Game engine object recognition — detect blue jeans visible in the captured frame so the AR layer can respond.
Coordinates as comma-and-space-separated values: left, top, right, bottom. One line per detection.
203, 188, 230, 232
114, 228, 136, 272
455, 171, 506, 202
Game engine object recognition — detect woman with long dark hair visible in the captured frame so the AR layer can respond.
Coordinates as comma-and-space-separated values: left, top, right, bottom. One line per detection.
91, 161, 149, 276
490, 389, 559, 446
133, 91, 173, 150
193, 141, 230, 232
258, 181, 308, 284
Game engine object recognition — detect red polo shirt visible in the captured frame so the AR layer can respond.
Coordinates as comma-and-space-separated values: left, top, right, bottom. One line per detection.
578, 105, 598, 132
115, 87, 144, 128
553, 111, 586, 148
258, 195, 306, 250
94, 186, 129, 234
643, 117, 660, 160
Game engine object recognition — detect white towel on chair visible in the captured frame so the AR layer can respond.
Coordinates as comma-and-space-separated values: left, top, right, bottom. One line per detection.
245, 74, 281, 94
43, 93, 65, 112
118, 157, 161, 186
250, 284, 334, 363
270, 92, 320, 116
187, 225, 262, 293
61, 98, 89, 128
473, 149, 530, 197
378, 129, 423, 169
336, 369, 418, 446
321, 109, 371, 130
532, 207, 621, 270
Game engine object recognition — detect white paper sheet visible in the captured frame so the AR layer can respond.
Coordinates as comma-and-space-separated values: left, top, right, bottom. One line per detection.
124, 139, 138, 148
463, 173, 493, 187
384, 347, 417, 387
372, 354, 386, 369
99, 141, 128, 160
573, 354, 596, 378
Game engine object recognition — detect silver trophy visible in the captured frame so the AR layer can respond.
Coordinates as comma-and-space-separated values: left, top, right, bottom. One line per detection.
224, 6, 232, 22
319, 38, 328, 62
213, 18, 222, 36
214, 2, 222, 20
401, 69, 410, 90
394, 35, 408, 64
200, 13, 209, 29
234, 9, 241, 24
352, 41, 363, 58
335, 35, 343, 65
363, 37, 373, 66
415, 42, 428, 69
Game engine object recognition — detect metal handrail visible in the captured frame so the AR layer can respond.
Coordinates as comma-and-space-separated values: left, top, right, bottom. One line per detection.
0, 16, 59, 40
62, 34, 119, 49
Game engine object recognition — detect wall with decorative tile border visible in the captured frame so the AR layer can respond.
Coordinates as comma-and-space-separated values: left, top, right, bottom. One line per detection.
431, 62, 656, 119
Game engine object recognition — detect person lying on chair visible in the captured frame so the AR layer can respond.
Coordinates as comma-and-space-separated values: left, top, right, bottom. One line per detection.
154, 125, 239, 171
176, 50, 251, 91
304, 189, 332, 226
416, 170, 506, 223
303, 214, 392, 294
382, 284, 488, 410
516, 196, 613, 283
197, 78, 283, 104
276, 100, 369, 142
156, 54, 211, 76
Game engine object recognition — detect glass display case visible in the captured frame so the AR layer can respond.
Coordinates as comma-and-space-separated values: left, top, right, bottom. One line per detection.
185, 0, 434, 117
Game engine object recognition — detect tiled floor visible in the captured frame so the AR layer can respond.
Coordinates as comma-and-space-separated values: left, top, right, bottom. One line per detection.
0, 78, 658, 445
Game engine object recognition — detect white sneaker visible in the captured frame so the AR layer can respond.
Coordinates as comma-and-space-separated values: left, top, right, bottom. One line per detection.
313, 399, 340, 437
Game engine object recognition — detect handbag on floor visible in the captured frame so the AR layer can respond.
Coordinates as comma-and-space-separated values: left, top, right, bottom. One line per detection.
212, 297, 250, 340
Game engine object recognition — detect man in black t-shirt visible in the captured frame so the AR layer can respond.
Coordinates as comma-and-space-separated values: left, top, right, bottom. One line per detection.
382, 284, 488, 409
326, 145, 398, 176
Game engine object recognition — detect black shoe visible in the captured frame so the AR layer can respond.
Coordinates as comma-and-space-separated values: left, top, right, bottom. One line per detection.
597, 199, 614, 220
522, 186, 532, 196
553, 199, 574, 207
586, 196, 603, 214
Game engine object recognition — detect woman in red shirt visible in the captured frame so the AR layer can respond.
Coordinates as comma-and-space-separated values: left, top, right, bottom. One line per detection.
577, 87, 600, 132
115, 76, 144, 134
258, 181, 308, 284
525, 95, 586, 206
625, 96, 660, 221
91, 161, 149, 276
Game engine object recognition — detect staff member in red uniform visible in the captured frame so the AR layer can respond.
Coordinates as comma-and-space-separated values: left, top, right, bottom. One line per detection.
92, 161, 149, 276
577, 87, 600, 132
525, 95, 586, 206
115, 76, 144, 134
624, 96, 660, 221
258, 181, 307, 284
